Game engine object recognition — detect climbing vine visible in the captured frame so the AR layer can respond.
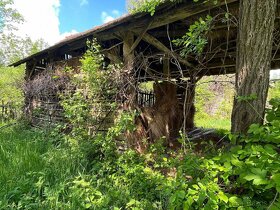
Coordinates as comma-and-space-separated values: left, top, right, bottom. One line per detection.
60, 39, 121, 138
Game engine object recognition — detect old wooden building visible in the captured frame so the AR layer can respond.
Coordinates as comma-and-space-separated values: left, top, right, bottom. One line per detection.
10, 0, 280, 146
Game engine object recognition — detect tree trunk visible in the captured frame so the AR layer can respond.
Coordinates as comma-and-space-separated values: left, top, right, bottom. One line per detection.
231, 0, 277, 134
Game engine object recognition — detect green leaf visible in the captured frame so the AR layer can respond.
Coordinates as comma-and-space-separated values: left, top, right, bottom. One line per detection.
217, 191, 228, 203
188, 188, 197, 195
252, 178, 268, 185
192, 184, 199, 190
248, 124, 260, 134
272, 173, 280, 192
231, 158, 243, 167
272, 173, 280, 183
225, 12, 229, 19
243, 174, 259, 181
251, 168, 267, 177
85, 203, 92, 208
229, 196, 243, 207
183, 197, 194, 210
243, 168, 268, 185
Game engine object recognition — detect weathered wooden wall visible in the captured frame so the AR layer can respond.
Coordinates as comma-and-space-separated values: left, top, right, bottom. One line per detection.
24, 57, 81, 127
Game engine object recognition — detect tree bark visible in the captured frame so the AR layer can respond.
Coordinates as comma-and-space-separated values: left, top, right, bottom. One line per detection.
231, 0, 277, 134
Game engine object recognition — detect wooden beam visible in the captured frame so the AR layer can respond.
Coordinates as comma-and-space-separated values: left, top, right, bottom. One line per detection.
128, 21, 153, 54
146, 29, 188, 38
104, 51, 122, 64
96, 0, 238, 41
11, 0, 238, 67
139, 32, 193, 67
102, 42, 123, 64
26, 60, 37, 80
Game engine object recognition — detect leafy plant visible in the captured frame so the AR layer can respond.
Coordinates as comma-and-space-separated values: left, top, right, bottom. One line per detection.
173, 15, 213, 56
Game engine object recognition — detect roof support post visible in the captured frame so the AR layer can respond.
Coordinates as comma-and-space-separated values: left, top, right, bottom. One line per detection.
121, 31, 137, 108
25, 60, 36, 80
178, 74, 202, 132
23, 60, 37, 122
128, 21, 152, 54
183, 75, 196, 131
163, 54, 170, 80
123, 31, 135, 71
104, 50, 122, 64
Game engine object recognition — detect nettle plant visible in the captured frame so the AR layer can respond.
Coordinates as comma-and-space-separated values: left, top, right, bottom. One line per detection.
162, 99, 280, 210
182, 98, 280, 209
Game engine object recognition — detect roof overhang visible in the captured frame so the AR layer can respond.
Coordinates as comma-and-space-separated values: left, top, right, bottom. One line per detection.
10, 0, 238, 67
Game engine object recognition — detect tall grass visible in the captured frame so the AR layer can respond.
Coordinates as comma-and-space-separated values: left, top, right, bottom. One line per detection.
0, 125, 88, 209
195, 117, 231, 130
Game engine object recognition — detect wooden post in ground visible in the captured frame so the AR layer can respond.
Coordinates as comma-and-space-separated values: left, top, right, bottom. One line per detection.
23, 60, 36, 122
183, 75, 196, 131
121, 31, 136, 108
177, 73, 200, 132
163, 54, 170, 80
1, 100, 4, 122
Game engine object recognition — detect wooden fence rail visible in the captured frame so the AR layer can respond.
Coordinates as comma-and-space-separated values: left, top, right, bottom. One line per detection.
0, 101, 21, 122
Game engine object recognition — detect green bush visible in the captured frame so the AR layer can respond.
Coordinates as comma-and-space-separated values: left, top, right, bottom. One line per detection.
0, 66, 24, 104
1, 97, 279, 209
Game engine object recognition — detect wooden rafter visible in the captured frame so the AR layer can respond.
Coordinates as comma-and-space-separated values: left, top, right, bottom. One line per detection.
129, 21, 153, 54
139, 32, 193, 68
97, 0, 238, 41
11, 0, 239, 67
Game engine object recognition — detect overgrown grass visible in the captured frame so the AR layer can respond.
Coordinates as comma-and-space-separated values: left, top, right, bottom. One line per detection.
0, 125, 88, 209
195, 116, 231, 130
0, 120, 279, 209
0, 97, 280, 210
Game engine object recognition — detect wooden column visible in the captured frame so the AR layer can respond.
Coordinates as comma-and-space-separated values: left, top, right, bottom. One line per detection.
24, 60, 36, 121
122, 31, 136, 107
163, 54, 170, 79
25, 60, 36, 80
183, 75, 196, 131
104, 50, 122, 64
178, 74, 199, 131
123, 31, 135, 71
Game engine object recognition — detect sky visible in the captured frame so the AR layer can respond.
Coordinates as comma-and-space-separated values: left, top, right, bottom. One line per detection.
11, 0, 127, 45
